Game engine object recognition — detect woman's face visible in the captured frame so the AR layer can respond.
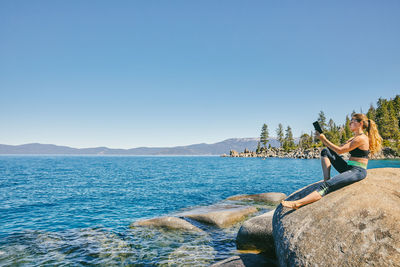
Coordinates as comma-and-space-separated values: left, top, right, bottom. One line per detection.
349, 117, 362, 132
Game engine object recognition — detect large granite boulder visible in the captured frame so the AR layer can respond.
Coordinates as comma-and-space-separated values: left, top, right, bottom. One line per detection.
210, 253, 277, 267
273, 168, 400, 266
177, 204, 258, 228
227, 193, 287, 205
131, 216, 202, 232
236, 209, 275, 258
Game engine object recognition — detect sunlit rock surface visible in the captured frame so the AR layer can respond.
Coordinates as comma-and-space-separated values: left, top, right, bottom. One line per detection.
131, 216, 203, 232
227, 193, 286, 205
273, 168, 400, 266
177, 204, 258, 228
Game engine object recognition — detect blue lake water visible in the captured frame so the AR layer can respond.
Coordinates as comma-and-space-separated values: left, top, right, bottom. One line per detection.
0, 156, 399, 266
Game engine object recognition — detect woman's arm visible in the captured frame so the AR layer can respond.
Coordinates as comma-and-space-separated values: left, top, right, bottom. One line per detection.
339, 137, 354, 146
316, 133, 362, 154
344, 137, 354, 144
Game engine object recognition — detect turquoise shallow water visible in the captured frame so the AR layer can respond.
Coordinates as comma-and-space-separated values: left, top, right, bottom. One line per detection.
0, 156, 399, 265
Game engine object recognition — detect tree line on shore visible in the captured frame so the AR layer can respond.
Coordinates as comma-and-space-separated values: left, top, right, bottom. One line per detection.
257, 94, 400, 154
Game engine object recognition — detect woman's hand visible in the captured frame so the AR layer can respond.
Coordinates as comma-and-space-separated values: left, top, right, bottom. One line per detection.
315, 132, 326, 141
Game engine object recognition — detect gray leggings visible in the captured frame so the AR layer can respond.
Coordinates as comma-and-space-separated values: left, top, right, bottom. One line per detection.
318, 148, 367, 196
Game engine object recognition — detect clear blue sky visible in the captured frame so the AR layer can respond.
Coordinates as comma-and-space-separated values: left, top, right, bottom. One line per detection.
1, 1, 399, 148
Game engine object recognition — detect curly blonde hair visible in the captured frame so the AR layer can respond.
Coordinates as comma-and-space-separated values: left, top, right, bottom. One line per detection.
352, 113, 382, 155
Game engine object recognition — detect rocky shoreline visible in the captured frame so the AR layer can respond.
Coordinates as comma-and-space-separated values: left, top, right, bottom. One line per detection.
132, 168, 400, 266
131, 193, 286, 266
221, 147, 400, 160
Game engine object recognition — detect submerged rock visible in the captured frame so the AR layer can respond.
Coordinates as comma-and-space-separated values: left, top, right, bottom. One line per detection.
0, 228, 132, 265
167, 244, 215, 266
227, 193, 286, 205
131, 216, 203, 232
0, 230, 68, 265
126, 224, 212, 265
178, 205, 258, 228
210, 253, 277, 267
236, 209, 275, 258
77, 228, 132, 262
273, 167, 400, 266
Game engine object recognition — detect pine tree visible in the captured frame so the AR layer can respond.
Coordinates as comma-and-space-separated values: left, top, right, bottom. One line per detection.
256, 141, 261, 154
327, 119, 340, 145
392, 95, 400, 151
276, 124, 284, 148
340, 126, 347, 144
325, 119, 333, 141
388, 100, 400, 142
311, 130, 318, 147
375, 98, 400, 147
393, 95, 400, 128
366, 103, 376, 121
344, 115, 352, 140
260, 124, 269, 149
299, 133, 312, 149
375, 96, 400, 151
376, 98, 391, 142
317, 111, 327, 132
283, 126, 295, 151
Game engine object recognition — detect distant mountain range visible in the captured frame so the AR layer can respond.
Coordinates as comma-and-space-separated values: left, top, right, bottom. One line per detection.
0, 138, 284, 155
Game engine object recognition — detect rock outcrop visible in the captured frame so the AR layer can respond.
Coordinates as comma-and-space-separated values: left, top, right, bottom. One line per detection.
230, 150, 240, 157
131, 216, 202, 232
225, 146, 400, 159
227, 193, 286, 205
370, 147, 400, 159
178, 205, 258, 228
227, 147, 323, 159
236, 209, 275, 258
130, 192, 286, 265
273, 168, 400, 266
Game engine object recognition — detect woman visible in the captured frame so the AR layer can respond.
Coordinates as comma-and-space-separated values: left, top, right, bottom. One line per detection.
281, 113, 382, 209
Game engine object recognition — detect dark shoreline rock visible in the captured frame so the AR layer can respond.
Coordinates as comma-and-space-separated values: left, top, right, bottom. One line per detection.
226, 148, 323, 159
210, 253, 277, 267
223, 147, 400, 159
236, 209, 276, 258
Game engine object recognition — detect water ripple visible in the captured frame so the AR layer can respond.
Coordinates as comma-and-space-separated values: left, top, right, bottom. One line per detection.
0, 156, 398, 265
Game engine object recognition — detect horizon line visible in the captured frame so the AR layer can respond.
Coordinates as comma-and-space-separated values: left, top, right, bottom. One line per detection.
0, 136, 284, 150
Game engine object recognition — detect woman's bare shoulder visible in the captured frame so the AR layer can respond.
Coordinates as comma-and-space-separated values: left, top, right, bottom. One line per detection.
354, 134, 369, 148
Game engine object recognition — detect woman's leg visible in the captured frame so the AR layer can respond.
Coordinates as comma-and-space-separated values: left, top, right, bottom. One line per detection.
321, 156, 331, 181
281, 191, 322, 209
318, 167, 367, 196
320, 148, 349, 179
282, 167, 367, 210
